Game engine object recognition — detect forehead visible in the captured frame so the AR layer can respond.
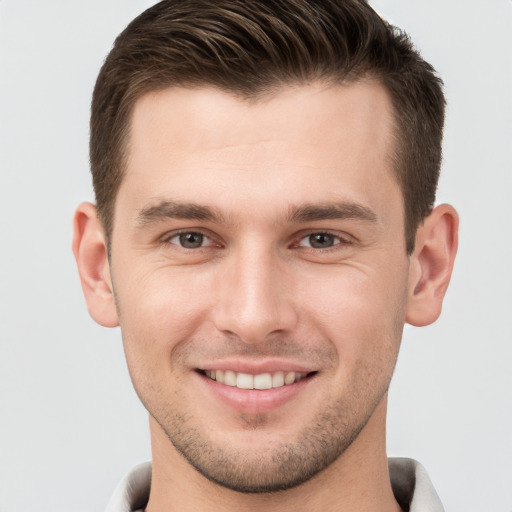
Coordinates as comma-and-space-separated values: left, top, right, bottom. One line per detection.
120, 81, 399, 223
128, 80, 394, 161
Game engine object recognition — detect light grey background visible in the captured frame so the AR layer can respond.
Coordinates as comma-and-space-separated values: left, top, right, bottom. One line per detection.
1, 1, 511, 511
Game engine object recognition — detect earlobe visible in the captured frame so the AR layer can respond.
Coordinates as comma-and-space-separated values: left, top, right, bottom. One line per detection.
405, 204, 459, 327
72, 202, 119, 328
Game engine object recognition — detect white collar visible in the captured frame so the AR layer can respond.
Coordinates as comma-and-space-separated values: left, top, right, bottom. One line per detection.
105, 457, 444, 512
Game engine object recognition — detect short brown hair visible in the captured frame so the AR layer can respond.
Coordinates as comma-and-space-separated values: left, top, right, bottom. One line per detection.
90, 0, 445, 253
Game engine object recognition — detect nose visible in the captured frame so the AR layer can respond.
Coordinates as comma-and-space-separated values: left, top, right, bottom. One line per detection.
212, 243, 298, 344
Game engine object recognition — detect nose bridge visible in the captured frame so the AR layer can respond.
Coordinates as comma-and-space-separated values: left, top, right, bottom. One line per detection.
213, 238, 297, 343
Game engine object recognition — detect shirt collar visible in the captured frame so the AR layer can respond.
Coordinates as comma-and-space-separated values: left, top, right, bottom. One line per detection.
105, 458, 444, 512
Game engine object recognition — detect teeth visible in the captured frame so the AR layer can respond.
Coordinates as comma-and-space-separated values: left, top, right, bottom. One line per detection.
254, 373, 272, 390
272, 371, 284, 387
224, 370, 236, 387
284, 372, 295, 385
204, 370, 307, 389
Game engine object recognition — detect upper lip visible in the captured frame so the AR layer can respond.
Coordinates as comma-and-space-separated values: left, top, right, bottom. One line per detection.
196, 358, 317, 374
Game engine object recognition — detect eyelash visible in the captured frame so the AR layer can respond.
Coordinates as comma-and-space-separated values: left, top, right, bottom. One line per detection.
162, 230, 218, 249
295, 231, 352, 250
161, 229, 352, 251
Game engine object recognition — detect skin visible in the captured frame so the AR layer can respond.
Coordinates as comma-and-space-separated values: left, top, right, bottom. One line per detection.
73, 81, 458, 512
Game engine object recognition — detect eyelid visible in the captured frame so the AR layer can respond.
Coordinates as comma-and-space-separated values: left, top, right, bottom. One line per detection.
161, 228, 221, 248
294, 230, 353, 248
158, 228, 353, 249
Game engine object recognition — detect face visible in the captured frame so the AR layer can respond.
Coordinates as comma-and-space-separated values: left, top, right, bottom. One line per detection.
109, 82, 411, 492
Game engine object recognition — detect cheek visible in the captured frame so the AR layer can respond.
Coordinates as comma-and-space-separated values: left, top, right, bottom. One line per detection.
302, 264, 409, 364
115, 273, 205, 409
114, 265, 216, 361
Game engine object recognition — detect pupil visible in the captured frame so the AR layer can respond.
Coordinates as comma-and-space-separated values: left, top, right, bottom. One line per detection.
180, 232, 203, 248
309, 233, 334, 248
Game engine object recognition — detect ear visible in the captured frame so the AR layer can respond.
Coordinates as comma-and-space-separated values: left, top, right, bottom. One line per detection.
406, 204, 459, 326
72, 202, 119, 327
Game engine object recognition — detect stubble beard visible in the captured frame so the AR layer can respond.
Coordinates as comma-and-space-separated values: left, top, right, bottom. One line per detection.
119, 312, 403, 494
149, 371, 389, 494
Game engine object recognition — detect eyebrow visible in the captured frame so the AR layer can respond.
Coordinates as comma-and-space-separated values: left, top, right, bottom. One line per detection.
137, 200, 227, 226
288, 202, 378, 224
136, 199, 378, 227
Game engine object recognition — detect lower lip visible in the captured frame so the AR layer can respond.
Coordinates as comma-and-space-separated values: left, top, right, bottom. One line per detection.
197, 372, 315, 415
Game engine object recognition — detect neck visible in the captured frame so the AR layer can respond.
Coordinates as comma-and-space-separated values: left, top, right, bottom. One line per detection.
146, 397, 401, 512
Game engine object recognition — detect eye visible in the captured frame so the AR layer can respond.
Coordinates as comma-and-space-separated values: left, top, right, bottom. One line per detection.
298, 232, 346, 249
168, 232, 211, 249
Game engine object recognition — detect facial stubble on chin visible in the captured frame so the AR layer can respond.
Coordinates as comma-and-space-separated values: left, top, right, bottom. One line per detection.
118, 329, 400, 493
149, 369, 389, 495
117, 324, 399, 494
113, 277, 403, 494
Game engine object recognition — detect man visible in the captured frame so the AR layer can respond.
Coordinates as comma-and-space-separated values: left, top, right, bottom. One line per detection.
72, 0, 458, 510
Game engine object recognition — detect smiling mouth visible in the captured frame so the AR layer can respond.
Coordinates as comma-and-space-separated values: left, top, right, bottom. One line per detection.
198, 369, 316, 390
